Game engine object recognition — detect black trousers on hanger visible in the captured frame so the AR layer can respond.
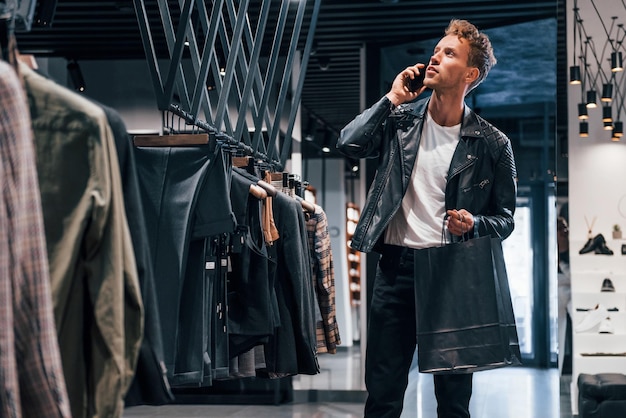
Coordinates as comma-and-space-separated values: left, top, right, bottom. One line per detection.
133, 142, 236, 386
364, 245, 473, 418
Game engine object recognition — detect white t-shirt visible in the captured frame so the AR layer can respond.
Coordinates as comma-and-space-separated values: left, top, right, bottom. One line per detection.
384, 110, 461, 249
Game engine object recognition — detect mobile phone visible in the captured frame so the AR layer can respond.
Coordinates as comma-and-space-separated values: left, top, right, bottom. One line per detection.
408, 68, 426, 92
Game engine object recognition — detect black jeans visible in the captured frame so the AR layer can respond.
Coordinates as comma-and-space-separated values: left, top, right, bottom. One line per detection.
364, 245, 473, 418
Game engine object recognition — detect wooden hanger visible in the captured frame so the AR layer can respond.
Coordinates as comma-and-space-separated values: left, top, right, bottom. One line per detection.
233, 156, 252, 168
133, 133, 210, 147
295, 195, 316, 214
249, 183, 267, 200
257, 179, 277, 197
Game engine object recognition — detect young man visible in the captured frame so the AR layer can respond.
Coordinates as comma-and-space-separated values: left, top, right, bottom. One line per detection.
337, 19, 517, 417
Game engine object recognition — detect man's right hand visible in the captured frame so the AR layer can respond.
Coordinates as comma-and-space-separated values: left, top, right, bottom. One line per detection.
385, 64, 428, 107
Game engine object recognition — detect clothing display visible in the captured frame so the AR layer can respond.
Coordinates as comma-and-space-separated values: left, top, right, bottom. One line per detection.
0, 57, 338, 411
1, 17, 338, 415
132, 140, 332, 392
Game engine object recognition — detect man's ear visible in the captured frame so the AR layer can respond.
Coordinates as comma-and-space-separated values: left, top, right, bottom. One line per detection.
466, 67, 480, 84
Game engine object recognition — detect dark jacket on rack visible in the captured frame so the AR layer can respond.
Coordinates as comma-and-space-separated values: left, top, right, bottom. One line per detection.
264, 192, 319, 376
97, 103, 173, 406
336, 96, 517, 253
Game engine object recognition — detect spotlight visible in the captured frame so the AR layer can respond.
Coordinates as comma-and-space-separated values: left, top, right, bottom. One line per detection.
304, 117, 317, 142
614, 121, 624, 137
67, 60, 85, 92
317, 56, 330, 71
321, 130, 332, 153
579, 121, 589, 137
578, 103, 588, 120
602, 106, 613, 123
569, 65, 581, 84
601, 83, 613, 102
611, 51, 623, 72
586, 90, 597, 108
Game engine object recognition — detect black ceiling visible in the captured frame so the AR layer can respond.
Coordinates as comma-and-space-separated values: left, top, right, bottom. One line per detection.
14, 0, 559, 157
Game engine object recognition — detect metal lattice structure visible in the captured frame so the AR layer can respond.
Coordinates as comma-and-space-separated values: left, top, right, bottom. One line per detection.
132, 0, 320, 168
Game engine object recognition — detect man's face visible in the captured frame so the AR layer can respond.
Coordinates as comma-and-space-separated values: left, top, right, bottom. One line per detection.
423, 34, 476, 92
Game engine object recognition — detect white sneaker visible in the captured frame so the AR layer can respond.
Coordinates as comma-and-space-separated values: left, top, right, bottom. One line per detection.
575, 304, 607, 333
599, 317, 614, 334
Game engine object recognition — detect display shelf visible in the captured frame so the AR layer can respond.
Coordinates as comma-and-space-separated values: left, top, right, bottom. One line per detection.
570, 239, 626, 274
569, 239, 626, 415
569, 271, 626, 294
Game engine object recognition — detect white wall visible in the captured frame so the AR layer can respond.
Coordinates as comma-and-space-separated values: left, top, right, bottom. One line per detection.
566, 1, 626, 414
567, 0, 626, 243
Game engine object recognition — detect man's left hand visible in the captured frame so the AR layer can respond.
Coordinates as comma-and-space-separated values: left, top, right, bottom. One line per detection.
446, 209, 474, 236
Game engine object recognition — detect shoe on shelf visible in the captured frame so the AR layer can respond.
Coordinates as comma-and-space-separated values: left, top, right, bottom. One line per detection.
579, 234, 611, 255
601, 278, 616, 292
579, 236, 598, 254
595, 241, 615, 255
599, 317, 614, 334
575, 303, 607, 333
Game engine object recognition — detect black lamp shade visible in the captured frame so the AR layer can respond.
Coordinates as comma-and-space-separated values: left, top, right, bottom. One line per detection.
602, 106, 613, 122
611, 51, 623, 72
570, 65, 582, 84
67, 61, 86, 92
578, 103, 588, 120
579, 121, 589, 137
614, 121, 623, 137
603, 121, 613, 130
586, 90, 597, 108
601, 83, 613, 102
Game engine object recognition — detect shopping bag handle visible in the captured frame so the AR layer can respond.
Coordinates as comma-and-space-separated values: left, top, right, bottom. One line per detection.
441, 213, 468, 246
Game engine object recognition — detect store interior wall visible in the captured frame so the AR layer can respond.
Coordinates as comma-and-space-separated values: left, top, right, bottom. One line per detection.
566, 0, 626, 413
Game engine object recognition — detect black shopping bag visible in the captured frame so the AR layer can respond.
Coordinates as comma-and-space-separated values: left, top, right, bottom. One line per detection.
414, 235, 522, 374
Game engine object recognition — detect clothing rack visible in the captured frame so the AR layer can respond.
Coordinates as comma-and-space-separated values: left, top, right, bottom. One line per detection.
166, 104, 283, 171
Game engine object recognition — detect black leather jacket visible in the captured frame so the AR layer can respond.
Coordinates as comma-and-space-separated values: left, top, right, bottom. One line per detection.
337, 96, 517, 253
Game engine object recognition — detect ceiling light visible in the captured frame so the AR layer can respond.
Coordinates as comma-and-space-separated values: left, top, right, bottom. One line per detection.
611, 51, 623, 72
317, 56, 330, 71
569, 65, 581, 84
586, 90, 597, 108
579, 121, 589, 137
67, 60, 85, 92
601, 83, 613, 102
613, 121, 623, 137
578, 103, 588, 120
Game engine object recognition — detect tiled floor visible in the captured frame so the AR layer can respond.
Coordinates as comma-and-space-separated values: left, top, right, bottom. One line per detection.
124, 345, 565, 417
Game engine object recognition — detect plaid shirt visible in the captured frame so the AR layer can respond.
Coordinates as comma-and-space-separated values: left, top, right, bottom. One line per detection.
306, 205, 341, 354
0, 61, 71, 418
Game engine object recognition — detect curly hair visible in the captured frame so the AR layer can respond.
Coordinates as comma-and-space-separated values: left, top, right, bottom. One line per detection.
445, 19, 497, 92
